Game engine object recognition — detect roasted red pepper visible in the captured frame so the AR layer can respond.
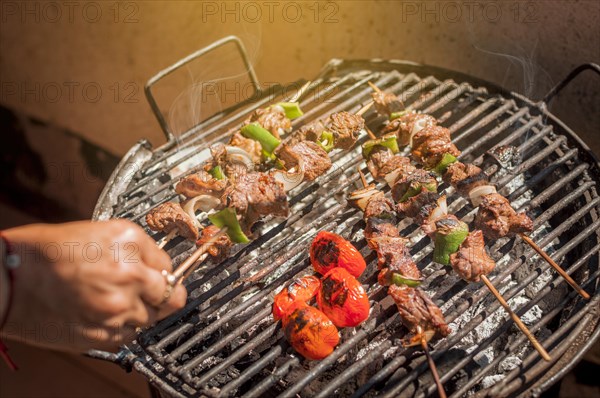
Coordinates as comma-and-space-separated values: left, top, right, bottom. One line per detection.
282, 304, 340, 360
316, 268, 371, 328
272, 275, 321, 321
310, 231, 366, 277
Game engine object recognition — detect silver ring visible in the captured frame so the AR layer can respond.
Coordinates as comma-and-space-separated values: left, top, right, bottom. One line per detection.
160, 270, 177, 305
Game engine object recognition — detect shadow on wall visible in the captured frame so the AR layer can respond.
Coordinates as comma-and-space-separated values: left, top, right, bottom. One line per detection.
0, 105, 118, 224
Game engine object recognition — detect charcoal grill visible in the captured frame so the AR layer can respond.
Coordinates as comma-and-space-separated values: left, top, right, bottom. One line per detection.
90, 36, 600, 397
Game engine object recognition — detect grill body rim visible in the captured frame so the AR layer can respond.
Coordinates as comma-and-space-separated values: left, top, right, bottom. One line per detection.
90, 57, 600, 398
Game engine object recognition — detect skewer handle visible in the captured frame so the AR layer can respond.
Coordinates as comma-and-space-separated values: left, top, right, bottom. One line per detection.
158, 230, 176, 249
171, 227, 228, 281
417, 327, 447, 398
519, 234, 590, 300
356, 101, 374, 116
365, 127, 377, 140
289, 80, 312, 103
368, 81, 383, 93
480, 275, 551, 362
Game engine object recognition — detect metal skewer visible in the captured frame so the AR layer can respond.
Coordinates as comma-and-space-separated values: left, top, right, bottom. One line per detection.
367, 81, 590, 302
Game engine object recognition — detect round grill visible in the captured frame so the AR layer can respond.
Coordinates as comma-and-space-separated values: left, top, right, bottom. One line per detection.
91, 38, 600, 398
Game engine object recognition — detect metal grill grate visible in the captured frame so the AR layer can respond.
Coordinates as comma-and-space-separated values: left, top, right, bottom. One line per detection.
92, 57, 600, 398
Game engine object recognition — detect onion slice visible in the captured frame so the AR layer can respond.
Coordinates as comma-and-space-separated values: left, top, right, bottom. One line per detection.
469, 185, 497, 207
348, 186, 379, 211
183, 195, 221, 228
272, 159, 305, 191
384, 168, 404, 188
429, 195, 448, 222
409, 115, 429, 148
225, 146, 255, 170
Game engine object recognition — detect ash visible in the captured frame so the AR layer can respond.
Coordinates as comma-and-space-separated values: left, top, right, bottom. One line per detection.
433, 154, 560, 393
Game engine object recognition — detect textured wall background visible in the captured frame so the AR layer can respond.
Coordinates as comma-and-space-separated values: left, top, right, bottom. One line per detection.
1, 0, 599, 155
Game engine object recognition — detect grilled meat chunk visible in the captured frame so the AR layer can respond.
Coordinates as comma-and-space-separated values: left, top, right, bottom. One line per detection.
146, 202, 198, 241
367, 236, 422, 280
443, 162, 489, 197
389, 284, 451, 337
384, 112, 437, 146
411, 125, 461, 168
327, 111, 365, 149
210, 142, 252, 180
364, 192, 397, 221
197, 225, 233, 259
246, 107, 291, 139
475, 193, 534, 239
296, 120, 327, 144
365, 220, 400, 247
175, 170, 228, 199
276, 141, 332, 181
229, 131, 262, 164
396, 191, 439, 219
372, 91, 403, 116
449, 230, 495, 282
366, 147, 415, 181
391, 169, 437, 203
222, 172, 289, 222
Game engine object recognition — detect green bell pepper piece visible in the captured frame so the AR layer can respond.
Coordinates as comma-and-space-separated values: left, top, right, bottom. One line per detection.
433, 153, 458, 175
389, 111, 408, 121
208, 208, 250, 244
362, 134, 400, 159
392, 273, 423, 287
261, 149, 277, 163
433, 218, 469, 265
316, 131, 335, 152
240, 122, 281, 154
208, 165, 224, 180
276, 102, 304, 120
397, 180, 438, 202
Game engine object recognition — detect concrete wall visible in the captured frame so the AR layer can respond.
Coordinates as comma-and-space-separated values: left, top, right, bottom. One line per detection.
1, 1, 599, 156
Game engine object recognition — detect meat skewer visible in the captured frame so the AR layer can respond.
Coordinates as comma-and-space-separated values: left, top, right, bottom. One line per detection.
147, 102, 374, 288
352, 169, 448, 398
148, 84, 315, 249
357, 143, 552, 361
368, 82, 590, 300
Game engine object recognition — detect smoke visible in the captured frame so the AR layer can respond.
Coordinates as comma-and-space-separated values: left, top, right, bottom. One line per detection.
163, 22, 263, 150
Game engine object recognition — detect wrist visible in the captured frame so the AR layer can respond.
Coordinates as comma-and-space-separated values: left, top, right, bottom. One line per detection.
0, 231, 19, 370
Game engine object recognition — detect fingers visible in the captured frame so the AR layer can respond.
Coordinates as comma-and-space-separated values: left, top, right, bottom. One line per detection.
137, 265, 188, 312
111, 219, 172, 273
126, 299, 160, 327
140, 237, 172, 273
157, 284, 187, 319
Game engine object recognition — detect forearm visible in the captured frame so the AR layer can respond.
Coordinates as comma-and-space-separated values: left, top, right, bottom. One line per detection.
0, 237, 9, 330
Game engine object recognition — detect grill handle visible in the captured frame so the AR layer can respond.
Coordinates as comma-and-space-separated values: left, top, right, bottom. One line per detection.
144, 35, 261, 142
542, 63, 600, 105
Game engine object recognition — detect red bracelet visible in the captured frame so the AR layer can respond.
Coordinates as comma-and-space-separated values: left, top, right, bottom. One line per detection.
0, 232, 19, 370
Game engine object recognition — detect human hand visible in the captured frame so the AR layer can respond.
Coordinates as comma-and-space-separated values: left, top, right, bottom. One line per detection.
0, 220, 186, 352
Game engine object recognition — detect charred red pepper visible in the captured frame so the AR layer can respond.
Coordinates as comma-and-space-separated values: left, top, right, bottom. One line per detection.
310, 231, 366, 277
316, 268, 371, 328
282, 304, 340, 360
272, 275, 321, 321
